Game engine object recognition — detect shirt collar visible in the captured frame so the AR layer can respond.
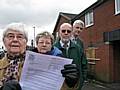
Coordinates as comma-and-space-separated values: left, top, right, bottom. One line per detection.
60, 40, 70, 48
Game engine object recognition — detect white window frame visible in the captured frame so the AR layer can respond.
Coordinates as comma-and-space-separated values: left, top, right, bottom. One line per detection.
115, 0, 120, 14
85, 11, 94, 27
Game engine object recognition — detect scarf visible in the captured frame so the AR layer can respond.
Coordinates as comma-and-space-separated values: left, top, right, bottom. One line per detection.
1, 53, 25, 84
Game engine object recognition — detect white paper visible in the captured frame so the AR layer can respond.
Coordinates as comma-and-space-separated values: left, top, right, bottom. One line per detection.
20, 51, 72, 90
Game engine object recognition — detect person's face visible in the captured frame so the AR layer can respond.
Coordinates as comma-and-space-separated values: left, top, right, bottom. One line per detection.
73, 23, 83, 38
37, 36, 52, 54
3, 30, 27, 55
59, 24, 72, 43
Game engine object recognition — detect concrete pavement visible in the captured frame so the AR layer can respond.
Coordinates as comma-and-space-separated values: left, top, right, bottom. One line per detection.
81, 80, 120, 90
82, 82, 112, 90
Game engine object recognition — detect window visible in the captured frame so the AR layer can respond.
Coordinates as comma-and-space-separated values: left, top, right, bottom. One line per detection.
85, 11, 94, 27
115, 0, 120, 14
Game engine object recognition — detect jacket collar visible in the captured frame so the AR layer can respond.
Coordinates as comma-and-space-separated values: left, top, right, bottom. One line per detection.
55, 40, 76, 49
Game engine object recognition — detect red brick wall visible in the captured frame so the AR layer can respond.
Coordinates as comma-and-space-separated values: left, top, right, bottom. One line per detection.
79, 0, 120, 82
80, 0, 120, 46
55, 16, 70, 33
95, 44, 114, 82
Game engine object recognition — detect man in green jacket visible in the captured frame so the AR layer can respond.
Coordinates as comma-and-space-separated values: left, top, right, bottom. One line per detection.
72, 20, 85, 49
54, 23, 88, 90
72, 20, 88, 82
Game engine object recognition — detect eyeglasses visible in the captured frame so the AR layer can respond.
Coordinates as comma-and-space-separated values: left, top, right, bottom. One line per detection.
5, 34, 25, 40
61, 30, 72, 33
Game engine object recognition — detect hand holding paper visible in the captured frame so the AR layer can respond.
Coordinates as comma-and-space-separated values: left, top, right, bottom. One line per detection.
61, 64, 79, 88
20, 51, 73, 90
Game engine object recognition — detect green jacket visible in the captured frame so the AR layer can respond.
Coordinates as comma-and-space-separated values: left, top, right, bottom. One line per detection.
72, 38, 88, 81
54, 40, 88, 90
74, 38, 84, 49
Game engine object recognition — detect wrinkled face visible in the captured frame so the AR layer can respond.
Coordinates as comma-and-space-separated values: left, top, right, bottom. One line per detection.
37, 36, 52, 54
73, 23, 83, 38
3, 30, 27, 55
59, 24, 72, 43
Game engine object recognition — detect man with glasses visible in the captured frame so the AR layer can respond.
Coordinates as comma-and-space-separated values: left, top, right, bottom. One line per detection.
54, 23, 87, 90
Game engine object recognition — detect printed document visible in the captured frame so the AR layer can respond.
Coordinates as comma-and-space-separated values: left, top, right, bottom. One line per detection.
20, 51, 72, 90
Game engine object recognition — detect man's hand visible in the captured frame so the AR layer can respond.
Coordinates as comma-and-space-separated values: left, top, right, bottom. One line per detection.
61, 64, 79, 88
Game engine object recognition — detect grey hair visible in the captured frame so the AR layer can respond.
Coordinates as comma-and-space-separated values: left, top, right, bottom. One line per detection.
73, 20, 84, 27
36, 31, 54, 45
3, 22, 28, 41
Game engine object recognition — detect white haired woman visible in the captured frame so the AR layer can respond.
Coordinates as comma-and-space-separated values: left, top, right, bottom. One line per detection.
0, 22, 28, 90
0, 23, 79, 90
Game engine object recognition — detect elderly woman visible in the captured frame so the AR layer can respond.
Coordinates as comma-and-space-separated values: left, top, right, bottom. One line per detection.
33, 31, 62, 56
0, 24, 79, 90
0, 22, 28, 90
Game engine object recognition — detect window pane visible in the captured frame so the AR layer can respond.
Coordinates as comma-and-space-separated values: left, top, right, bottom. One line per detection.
90, 11, 93, 24
85, 11, 94, 27
115, 0, 120, 14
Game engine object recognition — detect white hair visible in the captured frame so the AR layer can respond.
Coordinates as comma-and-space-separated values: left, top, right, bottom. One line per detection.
3, 22, 28, 41
73, 20, 84, 27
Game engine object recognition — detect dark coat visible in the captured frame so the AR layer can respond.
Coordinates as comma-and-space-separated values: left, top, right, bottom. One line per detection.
0, 80, 21, 90
54, 40, 88, 90
74, 38, 84, 49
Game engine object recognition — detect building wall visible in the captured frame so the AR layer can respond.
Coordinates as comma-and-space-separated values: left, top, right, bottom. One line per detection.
95, 44, 114, 82
54, 16, 70, 34
78, 0, 120, 82
94, 0, 120, 43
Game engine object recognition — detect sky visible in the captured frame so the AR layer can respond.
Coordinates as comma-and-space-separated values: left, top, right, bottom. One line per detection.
0, 0, 97, 48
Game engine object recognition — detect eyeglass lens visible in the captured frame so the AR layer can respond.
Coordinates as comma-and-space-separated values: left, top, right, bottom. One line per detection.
61, 30, 71, 33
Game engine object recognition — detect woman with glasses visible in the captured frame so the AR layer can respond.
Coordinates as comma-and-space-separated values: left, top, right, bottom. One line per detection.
33, 31, 62, 56
0, 22, 27, 90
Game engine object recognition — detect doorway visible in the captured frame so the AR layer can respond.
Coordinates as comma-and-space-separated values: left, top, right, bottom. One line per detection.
113, 40, 120, 82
